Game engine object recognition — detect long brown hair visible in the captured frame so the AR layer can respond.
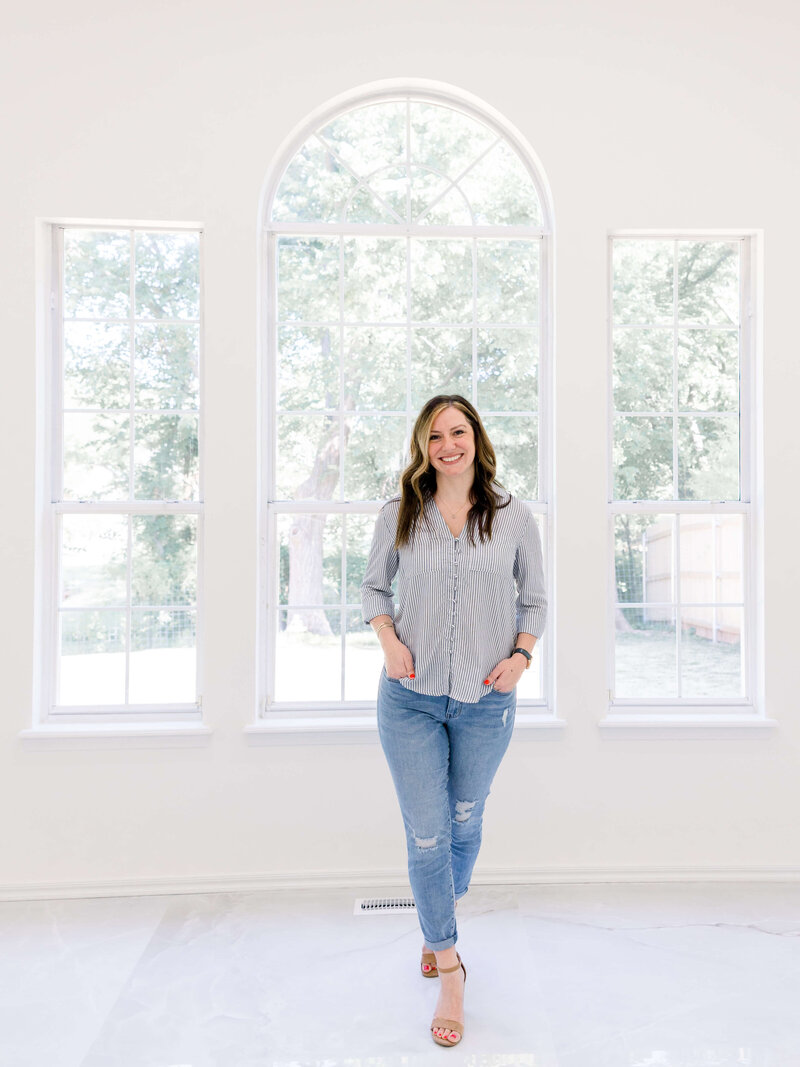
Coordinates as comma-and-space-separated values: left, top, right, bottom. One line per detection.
392, 394, 511, 548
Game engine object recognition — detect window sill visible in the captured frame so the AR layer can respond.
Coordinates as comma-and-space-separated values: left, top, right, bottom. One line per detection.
599, 710, 777, 739
243, 711, 566, 745
18, 724, 213, 750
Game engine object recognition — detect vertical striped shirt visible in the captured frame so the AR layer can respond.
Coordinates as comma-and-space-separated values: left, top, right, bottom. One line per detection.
361, 485, 547, 703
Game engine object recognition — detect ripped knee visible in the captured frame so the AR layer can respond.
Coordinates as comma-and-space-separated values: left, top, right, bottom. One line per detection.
413, 833, 439, 849
454, 799, 477, 823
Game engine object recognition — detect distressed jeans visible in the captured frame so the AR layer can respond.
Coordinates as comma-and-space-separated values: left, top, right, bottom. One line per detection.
376, 664, 517, 951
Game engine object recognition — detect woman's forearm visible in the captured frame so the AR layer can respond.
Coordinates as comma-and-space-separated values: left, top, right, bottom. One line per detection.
371, 614, 400, 648
515, 632, 537, 655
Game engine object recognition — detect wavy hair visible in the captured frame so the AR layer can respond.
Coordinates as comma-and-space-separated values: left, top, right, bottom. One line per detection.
392, 394, 511, 549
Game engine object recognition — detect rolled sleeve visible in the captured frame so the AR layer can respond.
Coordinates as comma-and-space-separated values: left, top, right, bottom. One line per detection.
514, 507, 547, 638
361, 507, 399, 626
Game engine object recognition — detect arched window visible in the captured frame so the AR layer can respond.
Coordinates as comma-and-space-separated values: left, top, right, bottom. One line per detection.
259, 86, 551, 713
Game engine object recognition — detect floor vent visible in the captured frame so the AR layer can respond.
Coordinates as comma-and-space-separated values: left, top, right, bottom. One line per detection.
354, 896, 416, 915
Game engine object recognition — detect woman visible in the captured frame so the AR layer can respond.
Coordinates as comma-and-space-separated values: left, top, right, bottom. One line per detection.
361, 394, 547, 1047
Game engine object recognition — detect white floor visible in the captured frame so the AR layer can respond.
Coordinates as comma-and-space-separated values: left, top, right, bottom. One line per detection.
2, 881, 800, 1066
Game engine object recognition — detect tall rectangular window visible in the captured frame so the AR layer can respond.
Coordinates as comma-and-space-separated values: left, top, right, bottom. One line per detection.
609, 235, 757, 713
36, 224, 203, 723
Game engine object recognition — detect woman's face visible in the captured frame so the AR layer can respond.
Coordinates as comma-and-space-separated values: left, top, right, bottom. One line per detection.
427, 406, 476, 479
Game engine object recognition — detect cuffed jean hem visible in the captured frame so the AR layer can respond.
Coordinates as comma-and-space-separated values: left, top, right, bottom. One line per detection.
424, 934, 457, 951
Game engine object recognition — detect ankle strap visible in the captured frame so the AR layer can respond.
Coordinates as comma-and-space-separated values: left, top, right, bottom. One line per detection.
437, 952, 462, 973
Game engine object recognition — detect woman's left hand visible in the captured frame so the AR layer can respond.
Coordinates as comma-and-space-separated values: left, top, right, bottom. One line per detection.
484, 656, 526, 693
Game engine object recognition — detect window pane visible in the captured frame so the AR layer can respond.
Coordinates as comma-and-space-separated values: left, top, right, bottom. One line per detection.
677, 329, 739, 412
135, 232, 199, 320
318, 101, 406, 180
477, 328, 538, 412
134, 323, 199, 410
61, 514, 127, 607
129, 609, 196, 703
343, 237, 406, 322
411, 239, 472, 323
346, 175, 406, 224
458, 140, 541, 227
345, 328, 406, 411
615, 606, 677, 698
345, 514, 396, 604
612, 240, 673, 325
63, 230, 130, 319
58, 610, 126, 705
63, 322, 130, 409
409, 101, 497, 183
63, 412, 130, 500
680, 605, 743, 698
131, 514, 197, 606
477, 240, 538, 324
275, 607, 341, 702
277, 326, 339, 411
133, 414, 199, 500
342, 415, 407, 499
679, 514, 743, 605
408, 164, 452, 224
413, 176, 472, 227
411, 327, 472, 409
613, 328, 672, 412
277, 237, 339, 323
613, 415, 673, 500
272, 137, 357, 223
276, 513, 342, 606
677, 415, 739, 500
275, 413, 341, 499
615, 513, 675, 605
481, 414, 538, 499
677, 241, 740, 326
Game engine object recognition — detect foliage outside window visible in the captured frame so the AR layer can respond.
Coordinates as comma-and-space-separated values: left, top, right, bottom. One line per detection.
265, 96, 548, 709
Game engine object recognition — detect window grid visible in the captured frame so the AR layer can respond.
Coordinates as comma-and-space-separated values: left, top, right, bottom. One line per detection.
262, 92, 550, 713
608, 234, 756, 713
41, 223, 204, 724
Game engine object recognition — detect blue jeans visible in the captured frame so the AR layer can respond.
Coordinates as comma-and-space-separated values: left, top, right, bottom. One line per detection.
376, 665, 517, 951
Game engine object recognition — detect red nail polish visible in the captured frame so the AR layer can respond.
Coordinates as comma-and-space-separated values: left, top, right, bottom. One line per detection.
483, 678, 490, 684
409, 672, 415, 678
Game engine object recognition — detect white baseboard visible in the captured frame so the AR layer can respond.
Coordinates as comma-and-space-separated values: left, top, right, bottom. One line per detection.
2, 864, 800, 902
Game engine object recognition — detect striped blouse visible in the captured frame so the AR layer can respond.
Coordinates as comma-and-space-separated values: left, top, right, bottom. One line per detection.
360, 485, 547, 703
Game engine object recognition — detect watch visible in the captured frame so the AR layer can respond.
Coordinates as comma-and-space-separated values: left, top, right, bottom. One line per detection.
511, 646, 532, 668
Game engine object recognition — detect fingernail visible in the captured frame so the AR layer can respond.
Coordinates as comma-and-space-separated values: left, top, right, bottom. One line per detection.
409, 672, 415, 678
483, 679, 490, 684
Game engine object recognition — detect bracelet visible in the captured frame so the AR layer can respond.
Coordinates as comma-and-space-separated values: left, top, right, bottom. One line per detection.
375, 621, 395, 638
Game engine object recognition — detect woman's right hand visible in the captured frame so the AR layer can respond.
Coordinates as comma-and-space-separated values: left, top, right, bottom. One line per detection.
383, 637, 416, 680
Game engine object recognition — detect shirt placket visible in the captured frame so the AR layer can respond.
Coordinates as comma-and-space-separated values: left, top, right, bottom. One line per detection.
449, 536, 460, 689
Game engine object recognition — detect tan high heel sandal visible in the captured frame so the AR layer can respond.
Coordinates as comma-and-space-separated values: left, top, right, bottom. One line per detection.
430, 950, 467, 1047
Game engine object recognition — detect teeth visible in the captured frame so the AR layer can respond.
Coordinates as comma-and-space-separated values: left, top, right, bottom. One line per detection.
441, 455, 463, 463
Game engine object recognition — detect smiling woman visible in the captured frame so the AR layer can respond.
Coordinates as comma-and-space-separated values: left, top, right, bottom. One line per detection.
361, 391, 547, 1047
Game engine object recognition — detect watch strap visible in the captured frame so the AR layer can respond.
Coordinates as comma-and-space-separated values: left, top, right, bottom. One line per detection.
511, 646, 532, 668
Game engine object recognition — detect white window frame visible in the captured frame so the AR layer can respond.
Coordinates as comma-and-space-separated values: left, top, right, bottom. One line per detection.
250, 80, 561, 743
22, 218, 211, 748
600, 229, 771, 737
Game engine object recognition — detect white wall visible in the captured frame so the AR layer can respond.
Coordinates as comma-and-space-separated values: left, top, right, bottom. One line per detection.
2, 0, 799, 897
